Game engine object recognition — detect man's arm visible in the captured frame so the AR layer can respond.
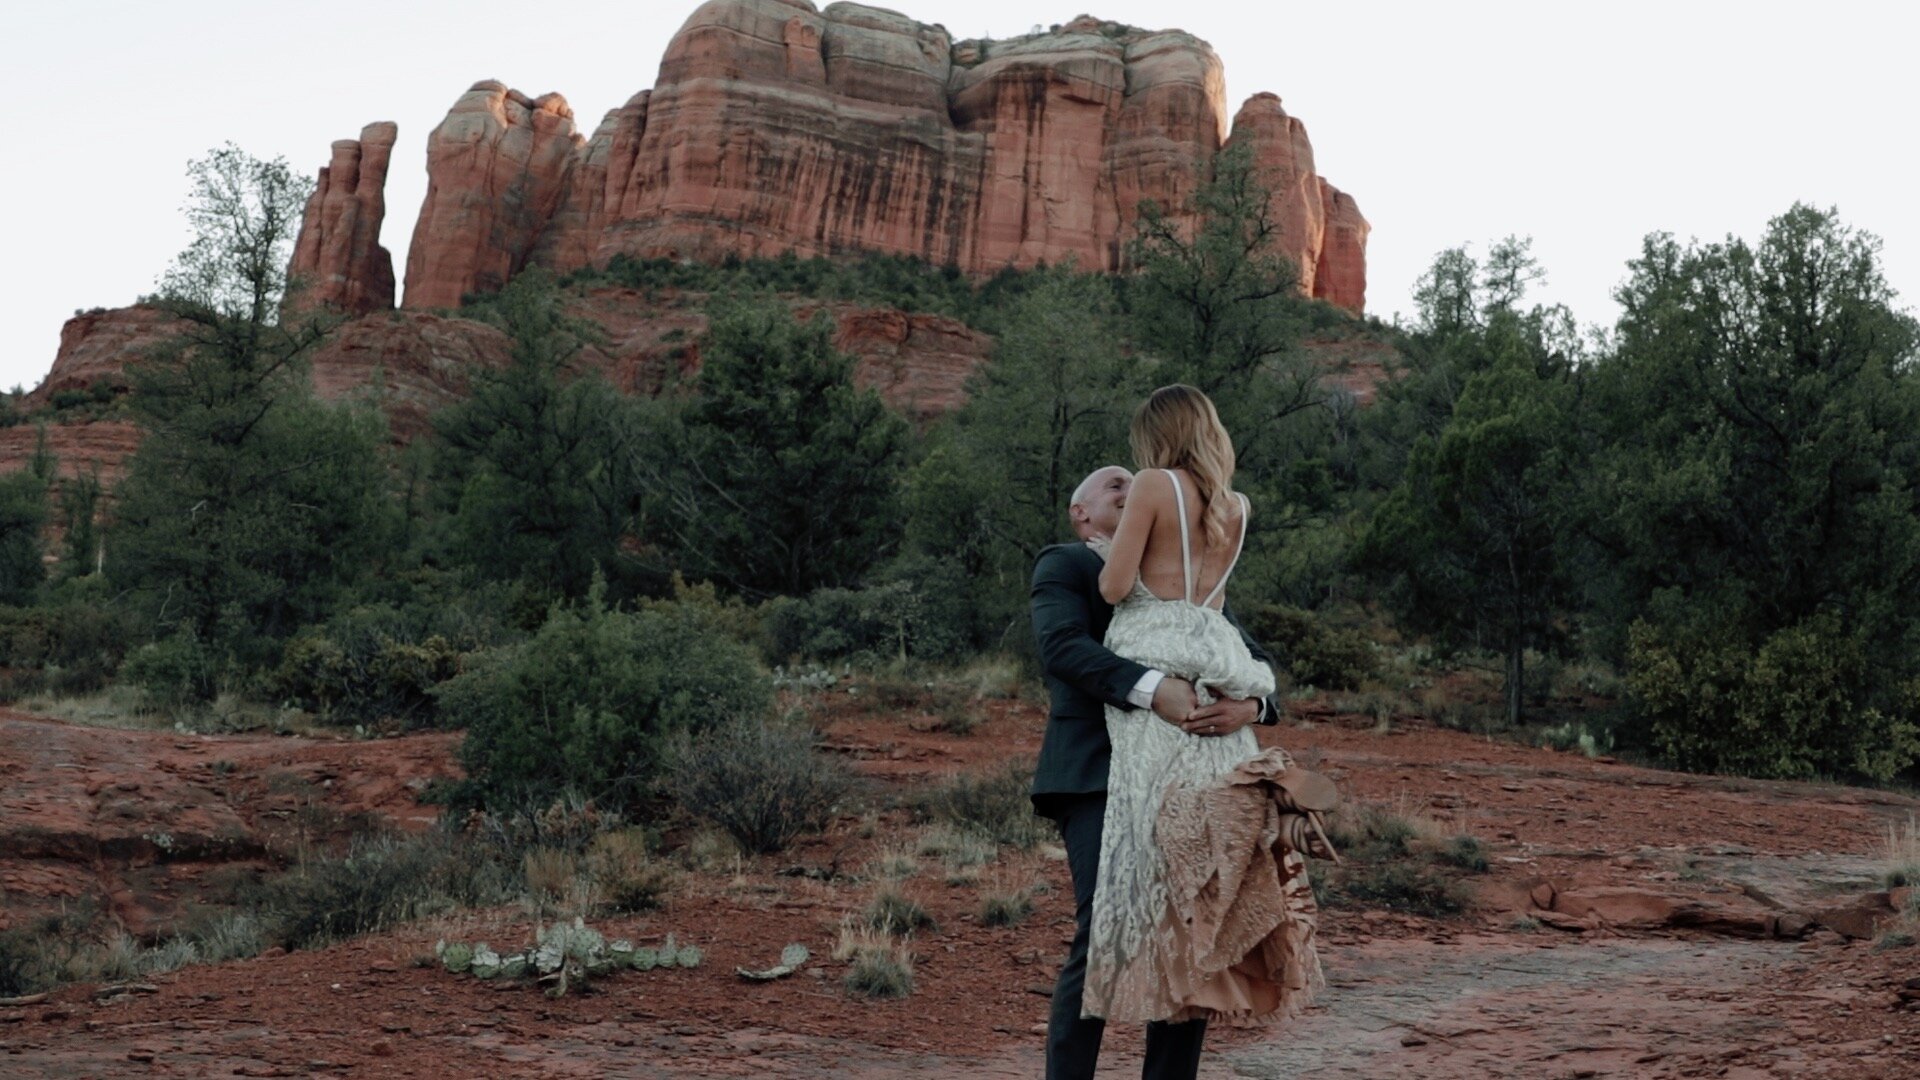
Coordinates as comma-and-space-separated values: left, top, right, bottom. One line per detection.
1032, 546, 1150, 712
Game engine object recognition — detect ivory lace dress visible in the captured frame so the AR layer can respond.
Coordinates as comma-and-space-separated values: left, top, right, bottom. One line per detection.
1082, 471, 1322, 1027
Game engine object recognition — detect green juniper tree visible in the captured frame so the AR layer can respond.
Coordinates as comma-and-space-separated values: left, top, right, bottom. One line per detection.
1580, 205, 1920, 779
903, 270, 1142, 646
1125, 142, 1346, 605
0, 434, 53, 606
429, 271, 636, 599
632, 296, 909, 598
1356, 239, 1582, 725
108, 145, 395, 683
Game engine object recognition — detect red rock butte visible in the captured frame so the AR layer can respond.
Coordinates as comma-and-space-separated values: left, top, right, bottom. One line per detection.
288, 0, 1369, 316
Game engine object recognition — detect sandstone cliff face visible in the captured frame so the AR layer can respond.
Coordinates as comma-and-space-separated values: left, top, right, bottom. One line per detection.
284, 122, 399, 316
305, 311, 513, 440
27, 305, 187, 405
1314, 178, 1370, 312
402, 82, 587, 310
379, 1, 1367, 313
558, 288, 993, 420
8, 291, 993, 483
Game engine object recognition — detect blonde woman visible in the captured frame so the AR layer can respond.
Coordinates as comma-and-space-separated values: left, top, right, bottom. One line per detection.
1082, 384, 1322, 1031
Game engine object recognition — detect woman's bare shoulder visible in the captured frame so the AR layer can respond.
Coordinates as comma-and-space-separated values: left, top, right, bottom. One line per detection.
1130, 468, 1175, 502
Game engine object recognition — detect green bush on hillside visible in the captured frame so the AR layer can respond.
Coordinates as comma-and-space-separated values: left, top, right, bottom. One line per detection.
272, 620, 467, 730
660, 712, 856, 853
1240, 604, 1377, 691
1628, 613, 1920, 782
0, 599, 136, 699
440, 586, 773, 815
759, 559, 970, 665
121, 630, 224, 712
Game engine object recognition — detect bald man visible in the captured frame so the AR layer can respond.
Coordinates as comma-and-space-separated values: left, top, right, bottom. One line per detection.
1030, 465, 1283, 1080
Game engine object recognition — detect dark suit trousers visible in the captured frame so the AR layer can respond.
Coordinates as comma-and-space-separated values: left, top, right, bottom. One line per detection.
1046, 794, 1208, 1080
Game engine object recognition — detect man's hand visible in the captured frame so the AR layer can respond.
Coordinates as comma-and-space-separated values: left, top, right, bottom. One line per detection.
1183, 697, 1259, 737
1151, 677, 1197, 725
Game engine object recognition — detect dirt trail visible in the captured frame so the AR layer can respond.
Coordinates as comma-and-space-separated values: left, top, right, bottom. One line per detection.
5, 701, 1920, 1077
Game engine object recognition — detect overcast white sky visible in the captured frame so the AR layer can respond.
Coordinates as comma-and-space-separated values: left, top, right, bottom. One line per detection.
5, 0, 1913, 390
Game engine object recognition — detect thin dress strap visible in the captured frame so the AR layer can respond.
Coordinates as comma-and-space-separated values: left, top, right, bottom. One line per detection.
1201, 493, 1250, 609
1165, 469, 1194, 604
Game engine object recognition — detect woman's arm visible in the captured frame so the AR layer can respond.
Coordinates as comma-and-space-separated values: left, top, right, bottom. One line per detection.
1098, 469, 1164, 603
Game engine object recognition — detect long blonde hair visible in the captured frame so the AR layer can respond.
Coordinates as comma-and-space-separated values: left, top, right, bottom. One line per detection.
1129, 384, 1237, 549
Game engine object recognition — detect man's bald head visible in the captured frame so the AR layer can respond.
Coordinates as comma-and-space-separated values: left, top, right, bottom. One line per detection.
1069, 465, 1132, 541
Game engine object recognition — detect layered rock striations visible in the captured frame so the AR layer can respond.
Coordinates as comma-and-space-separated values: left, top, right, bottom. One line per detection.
1315, 179, 1370, 313
27, 305, 186, 405
284, 122, 400, 316
402, 83, 587, 310
364, 0, 1367, 313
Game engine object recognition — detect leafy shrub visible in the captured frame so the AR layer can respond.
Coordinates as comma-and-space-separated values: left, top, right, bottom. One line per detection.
441, 588, 772, 814
911, 764, 1048, 850
1323, 862, 1474, 917
0, 600, 136, 699
761, 585, 906, 665
660, 712, 855, 853
1240, 604, 1378, 691
634, 575, 762, 649
121, 630, 225, 710
1627, 613, 1920, 782
1437, 836, 1489, 873
0, 910, 96, 995
271, 606, 475, 728
759, 555, 977, 666
48, 388, 92, 412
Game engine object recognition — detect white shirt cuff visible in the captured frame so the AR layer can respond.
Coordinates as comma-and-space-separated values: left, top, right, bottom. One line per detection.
1128, 669, 1165, 710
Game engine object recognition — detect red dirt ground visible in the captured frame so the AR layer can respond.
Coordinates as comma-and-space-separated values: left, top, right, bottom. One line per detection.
4, 693, 1919, 1078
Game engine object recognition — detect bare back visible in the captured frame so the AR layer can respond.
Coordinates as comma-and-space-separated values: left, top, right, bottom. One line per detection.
1099, 467, 1249, 611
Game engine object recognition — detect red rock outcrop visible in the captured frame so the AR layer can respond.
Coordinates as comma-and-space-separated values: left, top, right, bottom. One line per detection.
829, 305, 991, 420
305, 311, 512, 440
0, 421, 143, 488
1226, 94, 1326, 295
392, 2, 1367, 312
25, 305, 187, 406
402, 82, 587, 309
1315, 178, 1370, 312
284, 122, 399, 316
556, 288, 993, 419
4, 288, 994, 484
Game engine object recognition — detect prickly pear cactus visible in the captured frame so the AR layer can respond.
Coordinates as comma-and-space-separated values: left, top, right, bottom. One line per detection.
737, 943, 810, 981
437, 921, 703, 996
470, 944, 504, 979
436, 940, 474, 974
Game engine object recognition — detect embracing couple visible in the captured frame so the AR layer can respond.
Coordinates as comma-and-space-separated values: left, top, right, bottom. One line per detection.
1031, 384, 1327, 1080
